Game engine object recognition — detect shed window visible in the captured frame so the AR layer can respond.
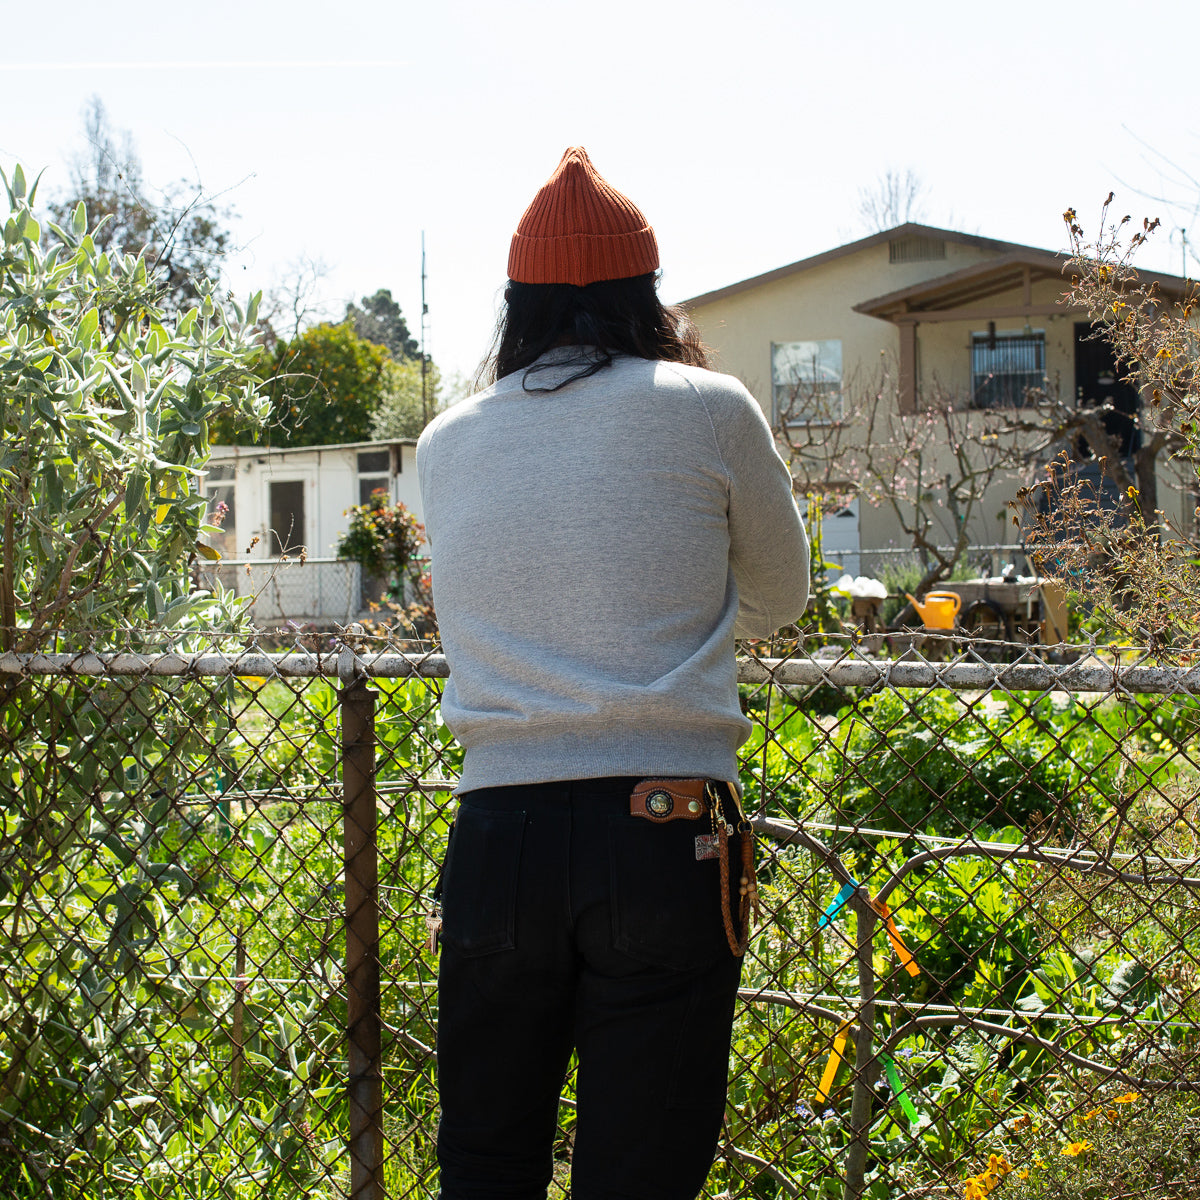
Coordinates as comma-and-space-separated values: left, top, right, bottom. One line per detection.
204, 485, 236, 559
204, 464, 237, 558
357, 448, 392, 505
971, 331, 1045, 408
357, 450, 390, 473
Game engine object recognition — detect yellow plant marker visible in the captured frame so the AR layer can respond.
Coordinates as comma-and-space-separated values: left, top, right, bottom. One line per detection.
871, 898, 920, 977
815, 1022, 851, 1107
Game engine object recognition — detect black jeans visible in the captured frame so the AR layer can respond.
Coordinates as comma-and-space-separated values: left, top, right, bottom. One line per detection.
436, 777, 744, 1200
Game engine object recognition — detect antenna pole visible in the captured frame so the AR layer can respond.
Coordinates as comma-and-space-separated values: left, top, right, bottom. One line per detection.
420, 232, 429, 428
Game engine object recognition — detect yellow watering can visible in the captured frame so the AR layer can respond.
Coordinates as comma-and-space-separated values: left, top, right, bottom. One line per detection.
905, 590, 962, 630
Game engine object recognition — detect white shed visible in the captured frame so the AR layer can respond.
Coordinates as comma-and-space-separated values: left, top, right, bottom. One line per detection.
199, 439, 421, 628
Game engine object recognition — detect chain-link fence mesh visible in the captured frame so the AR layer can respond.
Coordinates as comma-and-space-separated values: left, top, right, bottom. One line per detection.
194, 559, 364, 628
3, 630, 1199, 1198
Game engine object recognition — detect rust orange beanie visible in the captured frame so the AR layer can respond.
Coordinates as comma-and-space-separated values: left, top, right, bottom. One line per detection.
507, 147, 660, 287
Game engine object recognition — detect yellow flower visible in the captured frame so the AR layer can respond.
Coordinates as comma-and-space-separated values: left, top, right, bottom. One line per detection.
1016, 1169, 1030, 1180
1113, 1091, 1140, 1104
1082, 1107, 1103, 1121
1061, 1140, 1092, 1157
961, 1156, 1013, 1198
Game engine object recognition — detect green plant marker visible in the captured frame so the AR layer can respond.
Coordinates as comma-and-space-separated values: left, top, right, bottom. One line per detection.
882, 1054, 919, 1125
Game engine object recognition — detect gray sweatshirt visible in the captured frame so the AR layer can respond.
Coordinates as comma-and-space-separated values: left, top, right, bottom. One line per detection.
416, 350, 809, 792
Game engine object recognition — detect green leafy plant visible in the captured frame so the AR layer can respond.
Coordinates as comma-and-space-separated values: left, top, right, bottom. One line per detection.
827, 689, 1133, 838
1, 164, 268, 644
0, 161, 275, 1194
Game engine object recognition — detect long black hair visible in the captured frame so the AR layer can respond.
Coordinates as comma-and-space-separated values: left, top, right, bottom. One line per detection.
476, 272, 710, 392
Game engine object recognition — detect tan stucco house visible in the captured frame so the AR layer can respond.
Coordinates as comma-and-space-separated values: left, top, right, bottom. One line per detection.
681, 223, 1191, 571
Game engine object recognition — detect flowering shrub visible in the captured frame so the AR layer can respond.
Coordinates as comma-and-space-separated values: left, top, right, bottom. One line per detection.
962, 1151, 1012, 1197
336, 489, 434, 633
982, 1090, 1200, 1199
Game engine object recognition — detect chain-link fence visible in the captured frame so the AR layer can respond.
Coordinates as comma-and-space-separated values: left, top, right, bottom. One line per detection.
3, 630, 1199, 1198
194, 559, 364, 628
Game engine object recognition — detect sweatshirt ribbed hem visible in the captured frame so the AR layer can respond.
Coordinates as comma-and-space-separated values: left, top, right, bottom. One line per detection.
453, 720, 746, 795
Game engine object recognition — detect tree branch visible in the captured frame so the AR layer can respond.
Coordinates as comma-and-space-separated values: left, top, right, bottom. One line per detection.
19, 489, 125, 649
880, 1014, 1200, 1092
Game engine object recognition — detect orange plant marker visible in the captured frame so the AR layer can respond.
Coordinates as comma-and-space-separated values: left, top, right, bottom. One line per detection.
871, 898, 921, 977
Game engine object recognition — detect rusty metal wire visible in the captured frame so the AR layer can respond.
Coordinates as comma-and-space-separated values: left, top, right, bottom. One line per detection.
2, 627, 1199, 1199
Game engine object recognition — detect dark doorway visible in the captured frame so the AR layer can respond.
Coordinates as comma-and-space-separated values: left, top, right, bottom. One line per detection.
1074, 322, 1141, 456
269, 480, 306, 555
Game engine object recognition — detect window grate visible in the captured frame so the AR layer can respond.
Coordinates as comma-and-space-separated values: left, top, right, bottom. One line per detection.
971, 331, 1045, 408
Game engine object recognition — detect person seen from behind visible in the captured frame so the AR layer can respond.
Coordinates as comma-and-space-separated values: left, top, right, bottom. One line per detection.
417, 146, 810, 1200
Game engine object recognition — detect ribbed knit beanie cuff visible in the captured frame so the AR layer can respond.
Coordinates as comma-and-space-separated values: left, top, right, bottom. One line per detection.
508, 147, 659, 287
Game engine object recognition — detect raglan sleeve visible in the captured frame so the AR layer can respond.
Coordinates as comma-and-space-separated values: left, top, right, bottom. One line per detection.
415, 420, 437, 548
711, 381, 810, 638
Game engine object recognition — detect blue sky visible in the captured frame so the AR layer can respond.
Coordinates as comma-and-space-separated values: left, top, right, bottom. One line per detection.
3, 0, 1197, 381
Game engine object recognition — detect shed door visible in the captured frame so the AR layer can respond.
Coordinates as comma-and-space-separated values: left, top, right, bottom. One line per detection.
269, 480, 307, 556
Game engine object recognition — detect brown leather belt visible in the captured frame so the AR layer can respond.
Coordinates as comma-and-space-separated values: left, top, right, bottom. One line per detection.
629, 777, 708, 823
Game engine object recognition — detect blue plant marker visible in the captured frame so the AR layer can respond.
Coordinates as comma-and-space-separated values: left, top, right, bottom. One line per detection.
818, 881, 857, 929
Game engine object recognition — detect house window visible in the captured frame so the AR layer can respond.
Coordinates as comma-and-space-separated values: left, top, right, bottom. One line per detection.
357, 449, 391, 506
772, 340, 842, 425
204, 464, 237, 559
971, 330, 1045, 408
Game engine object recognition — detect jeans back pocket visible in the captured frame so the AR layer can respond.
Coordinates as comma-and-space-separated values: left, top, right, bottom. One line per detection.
608, 814, 728, 971
440, 806, 526, 957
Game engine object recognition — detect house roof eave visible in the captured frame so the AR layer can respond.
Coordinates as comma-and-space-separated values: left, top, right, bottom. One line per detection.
677, 223, 1061, 310
680, 223, 1194, 315
208, 437, 419, 459
852, 250, 1075, 320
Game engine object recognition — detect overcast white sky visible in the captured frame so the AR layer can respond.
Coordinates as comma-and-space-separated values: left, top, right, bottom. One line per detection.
3, 0, 1197, 382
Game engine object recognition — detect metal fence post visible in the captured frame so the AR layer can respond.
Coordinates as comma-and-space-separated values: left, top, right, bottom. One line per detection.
340, 629, 385, 1198
843, 901, 878, 1200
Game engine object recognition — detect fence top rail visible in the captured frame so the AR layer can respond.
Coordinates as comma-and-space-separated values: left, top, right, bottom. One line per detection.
2, 648, 1200, 694
197, 557, 352, 567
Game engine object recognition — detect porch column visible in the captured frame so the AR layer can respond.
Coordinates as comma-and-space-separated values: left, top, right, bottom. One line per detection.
898, 319, 917, 413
